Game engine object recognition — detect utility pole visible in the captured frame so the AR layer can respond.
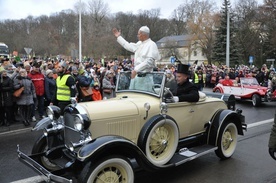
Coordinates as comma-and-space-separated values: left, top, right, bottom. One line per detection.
226, 8, 230, 67
79, 0, 82, 62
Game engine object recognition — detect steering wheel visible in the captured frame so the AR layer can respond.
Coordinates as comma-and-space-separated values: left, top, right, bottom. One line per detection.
163, 87, 175, 103
152, 84, 161, 94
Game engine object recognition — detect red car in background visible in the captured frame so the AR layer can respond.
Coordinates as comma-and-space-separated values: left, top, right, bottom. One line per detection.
213, 77, 276, 107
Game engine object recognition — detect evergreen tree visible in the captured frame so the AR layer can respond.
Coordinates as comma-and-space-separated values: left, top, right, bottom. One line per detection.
212, 0, 242, 67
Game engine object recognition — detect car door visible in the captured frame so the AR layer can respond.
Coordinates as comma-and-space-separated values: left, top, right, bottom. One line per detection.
167, 102, 195, 138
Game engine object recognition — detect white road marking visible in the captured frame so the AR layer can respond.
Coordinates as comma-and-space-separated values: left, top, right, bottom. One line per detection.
247, 118, 274, 129
11, 175, 44, 183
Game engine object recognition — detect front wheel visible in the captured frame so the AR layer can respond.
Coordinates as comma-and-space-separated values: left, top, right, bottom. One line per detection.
215, 122, 238, 160
252, 94, 261, 107
138, 115, 179, 166
31, 136, 59, 171
78, 156, 134, 183
214, 88, 221, 93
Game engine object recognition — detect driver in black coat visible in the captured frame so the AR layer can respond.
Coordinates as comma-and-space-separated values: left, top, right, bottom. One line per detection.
173, 64, 199, 102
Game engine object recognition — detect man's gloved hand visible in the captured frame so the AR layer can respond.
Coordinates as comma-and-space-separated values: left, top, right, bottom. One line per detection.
269, 148, 276, 160
173, 96, 179, 102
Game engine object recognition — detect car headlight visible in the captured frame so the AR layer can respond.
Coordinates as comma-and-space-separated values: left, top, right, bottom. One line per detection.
74, 114, 91, 131
46, 106, 61, 120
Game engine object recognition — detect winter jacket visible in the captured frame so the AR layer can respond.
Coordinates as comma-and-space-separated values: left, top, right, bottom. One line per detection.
28, 71, 45, 96
92, 88, 102, 101
14, 76, 36, 105
102, 75, 115, 99
76, 75, 92, 101
0, 75, 14, 107
44, 76, 56, 101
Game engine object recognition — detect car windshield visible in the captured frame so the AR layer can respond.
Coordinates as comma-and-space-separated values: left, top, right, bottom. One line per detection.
240, 77, 259, 85
116, 71, 165, 96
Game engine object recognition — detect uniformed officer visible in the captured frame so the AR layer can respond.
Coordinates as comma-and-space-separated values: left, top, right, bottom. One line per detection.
51, 61, 77, 114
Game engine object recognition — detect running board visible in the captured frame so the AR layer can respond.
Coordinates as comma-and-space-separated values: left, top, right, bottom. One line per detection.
168, 145, 217, 167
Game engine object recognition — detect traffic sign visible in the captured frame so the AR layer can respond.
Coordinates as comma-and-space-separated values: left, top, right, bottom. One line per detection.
24, 47, 32, 55
249, 56, 254, 64
266, 59, 275, 62
170, 56, 175, 64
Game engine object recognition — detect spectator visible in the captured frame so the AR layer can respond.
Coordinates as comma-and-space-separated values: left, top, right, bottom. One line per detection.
229, 68, 236, 79
193, 66, 204, 91
5, 64, 17, 80
28, 62, 45, 120
0, 70, 14, 126
44, 69, 57, 107
92, 82, 102, 101
14, 69, 36, 126
24, 63, 32, 74
77, 69, 92, 102
165, 70, 177, 92
102, 70, 115, 99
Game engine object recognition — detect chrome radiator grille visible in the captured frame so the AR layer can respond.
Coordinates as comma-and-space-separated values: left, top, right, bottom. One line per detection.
64, 113, 81, 148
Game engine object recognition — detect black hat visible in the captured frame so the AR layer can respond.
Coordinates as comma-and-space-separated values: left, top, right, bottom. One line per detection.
177, 64, 190, 75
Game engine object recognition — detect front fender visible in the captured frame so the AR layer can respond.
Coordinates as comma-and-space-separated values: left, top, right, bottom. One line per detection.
208, 109, 245, 146
77, 135, 159, 171
32, 117, 52, 131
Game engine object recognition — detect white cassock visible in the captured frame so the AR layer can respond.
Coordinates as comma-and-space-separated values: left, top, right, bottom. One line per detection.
117, 36, 161, 92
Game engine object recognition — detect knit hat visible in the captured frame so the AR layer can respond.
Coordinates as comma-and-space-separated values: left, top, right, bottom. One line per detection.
46, 69, 53, 76
71, 66, 78, 71
0, 68, 7, 74
59, 61, 69, 69
79, 69, 85, 75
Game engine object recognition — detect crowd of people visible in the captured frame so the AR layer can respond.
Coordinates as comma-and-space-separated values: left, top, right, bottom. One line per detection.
0, 56, 131, 127
187, 63, 276, 92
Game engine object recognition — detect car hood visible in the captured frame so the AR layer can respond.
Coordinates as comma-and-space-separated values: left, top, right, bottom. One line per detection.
77, 97, 139, 120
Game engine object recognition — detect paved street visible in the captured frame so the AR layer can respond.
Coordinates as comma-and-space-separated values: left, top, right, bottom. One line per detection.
0, 89, 275, 183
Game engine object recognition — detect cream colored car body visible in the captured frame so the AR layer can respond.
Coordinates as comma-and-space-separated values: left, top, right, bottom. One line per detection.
78, 72, 227, 144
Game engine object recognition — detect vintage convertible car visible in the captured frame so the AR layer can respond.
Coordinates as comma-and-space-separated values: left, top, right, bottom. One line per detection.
17, 71, 246, 183
213, 77, 276, 107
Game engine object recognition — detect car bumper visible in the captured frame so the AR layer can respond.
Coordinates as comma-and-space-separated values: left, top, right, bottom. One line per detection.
17, 145, 73, 183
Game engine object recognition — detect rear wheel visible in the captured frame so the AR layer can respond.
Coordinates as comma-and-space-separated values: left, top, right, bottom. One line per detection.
78, 156, 134, 183
252, 94, 261, 107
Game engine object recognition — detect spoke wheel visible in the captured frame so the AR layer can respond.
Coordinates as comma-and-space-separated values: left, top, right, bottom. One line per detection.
215, 122, 238, 160
138, 116, 179, 166
79, 156, 134, 183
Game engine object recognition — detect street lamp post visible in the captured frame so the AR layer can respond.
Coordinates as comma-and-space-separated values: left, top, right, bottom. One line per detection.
79, 0, 82, 62
226, 9, 230, 67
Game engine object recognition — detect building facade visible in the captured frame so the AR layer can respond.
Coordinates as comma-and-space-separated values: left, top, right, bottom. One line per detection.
156, 35, 207, 66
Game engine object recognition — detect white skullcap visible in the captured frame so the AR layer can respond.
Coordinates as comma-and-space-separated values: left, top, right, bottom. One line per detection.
139, 26, 150, 34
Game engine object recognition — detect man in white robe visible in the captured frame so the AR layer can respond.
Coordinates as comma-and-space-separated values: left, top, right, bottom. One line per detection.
113, 26, 161, 92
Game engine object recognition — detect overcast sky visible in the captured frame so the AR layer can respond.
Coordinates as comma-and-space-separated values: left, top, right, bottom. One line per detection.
0, 0, 264, 21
